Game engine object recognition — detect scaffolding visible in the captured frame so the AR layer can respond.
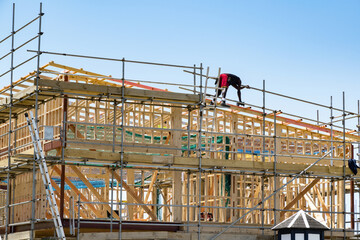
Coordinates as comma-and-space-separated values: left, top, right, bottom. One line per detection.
1, 3, 360, 240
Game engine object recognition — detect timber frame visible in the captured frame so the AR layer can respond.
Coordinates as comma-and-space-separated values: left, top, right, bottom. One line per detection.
0, 60, 359, 239
1, 5, 360, 239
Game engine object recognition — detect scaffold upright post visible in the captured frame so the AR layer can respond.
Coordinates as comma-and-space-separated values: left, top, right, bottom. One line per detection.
197, 63, 204, 240
261, 79, 265, 236
119, 57, 126, 239
4, 3, 15, 240
342, 91, 346, 240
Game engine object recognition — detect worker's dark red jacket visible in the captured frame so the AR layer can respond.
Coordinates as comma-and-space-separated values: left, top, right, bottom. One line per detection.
219, 73, 229, 87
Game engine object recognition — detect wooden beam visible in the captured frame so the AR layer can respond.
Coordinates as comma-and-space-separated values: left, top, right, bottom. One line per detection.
38, 79, 200, 103
126, 169, 135, 220
47, 61, 166, 91
280, 178, 320, 218
246, 183, 261, 222
338, 180, 345, 228
70, 166, 119, 219
54, 196, 69, 218
0, 86, 35, 106
172, 171, 182, 222
62, 149, 352, 177
139, 170, 158, 217
107, 168, 157, 220
304, 193, 326, 224
314, 185, 331, 226
67, 140, 178, 155
68, 124, 85, 139
52, 166, 103, 218
0, 62, 49, 95
50, 178, 86, 218
110, 78, 166, 92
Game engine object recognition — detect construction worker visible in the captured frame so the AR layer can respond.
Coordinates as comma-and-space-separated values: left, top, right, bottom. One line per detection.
210, 73, 248, 107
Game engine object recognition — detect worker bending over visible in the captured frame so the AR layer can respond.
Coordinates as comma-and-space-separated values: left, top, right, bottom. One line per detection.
210, 73, 248, 107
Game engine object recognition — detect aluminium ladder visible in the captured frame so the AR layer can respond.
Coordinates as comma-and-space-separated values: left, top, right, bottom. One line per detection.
25, 111, 66, 239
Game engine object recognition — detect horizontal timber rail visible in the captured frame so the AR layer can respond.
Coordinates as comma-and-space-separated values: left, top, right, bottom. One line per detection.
63, 120, 355, 144
4, 159, 354, 179
9, 151, 354, 177
40, 70, 202, 90
37, 78, 200, 103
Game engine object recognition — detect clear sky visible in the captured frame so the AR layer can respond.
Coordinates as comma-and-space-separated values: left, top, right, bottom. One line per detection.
0, 0, 359, 130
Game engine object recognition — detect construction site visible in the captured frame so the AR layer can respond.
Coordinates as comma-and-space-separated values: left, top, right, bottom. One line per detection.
1, 3, 360, 240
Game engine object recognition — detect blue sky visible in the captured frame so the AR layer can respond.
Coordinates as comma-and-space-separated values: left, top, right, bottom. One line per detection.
0, 0, 359, 129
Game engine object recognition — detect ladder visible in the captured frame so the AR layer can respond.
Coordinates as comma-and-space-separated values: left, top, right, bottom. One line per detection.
25, 111, 66, 240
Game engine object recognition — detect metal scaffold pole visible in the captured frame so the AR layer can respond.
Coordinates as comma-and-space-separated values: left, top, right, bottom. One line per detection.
197, 63, 204, 240
342, 92, 346, 240
119, 58, 126, 239
261, 79, 265, 236
31, 4, 43, 239
4, 3, 15, 240
330, 96, 334, 238
110, 168, 114, 232
357, 100, 360, 237
110, 99, 117, 232
273, 109, 277, 240
186, 170, 190, 232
